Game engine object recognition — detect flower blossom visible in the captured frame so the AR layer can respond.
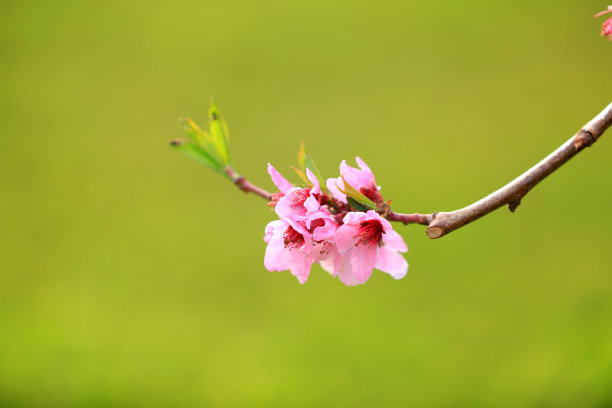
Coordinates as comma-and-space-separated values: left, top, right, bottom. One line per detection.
326, 157, 383, 203
263, 158, 408, 286
595, 6, 612, 39
264, 165, 342, 283
334, 210, 408, 286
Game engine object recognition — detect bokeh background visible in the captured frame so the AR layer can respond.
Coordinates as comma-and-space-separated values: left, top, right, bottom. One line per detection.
2, 1, 612, 406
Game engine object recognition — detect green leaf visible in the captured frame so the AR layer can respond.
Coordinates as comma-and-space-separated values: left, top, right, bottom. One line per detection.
290, 166, 312, 186
208, 99, 231, 165
346, 196, 369, 212
179, 117, 224, 166
337, 176, 377, 211
297, 141, 326, 191
169, 139, 226, 177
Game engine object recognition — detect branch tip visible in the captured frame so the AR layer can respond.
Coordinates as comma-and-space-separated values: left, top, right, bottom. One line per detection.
426, 226, 446, 239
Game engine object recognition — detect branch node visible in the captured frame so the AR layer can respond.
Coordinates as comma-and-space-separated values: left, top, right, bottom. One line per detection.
508, 199, 521, 212
574, 129, 595, 151
232, 176, 249, 192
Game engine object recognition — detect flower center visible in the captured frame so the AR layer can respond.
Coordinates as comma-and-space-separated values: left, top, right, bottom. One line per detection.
283, 226, 305, 249
293, 188, 311, 204
316, 240, 333, 255
355, 220, 383, 247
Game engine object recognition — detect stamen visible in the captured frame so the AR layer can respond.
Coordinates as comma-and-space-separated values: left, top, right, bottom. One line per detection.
293, 188, 311, 204
354, 220, 384, 247
283, 226, 305, 249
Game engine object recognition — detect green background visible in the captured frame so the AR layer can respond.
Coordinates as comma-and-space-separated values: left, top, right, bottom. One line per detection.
2, 1, 612, 406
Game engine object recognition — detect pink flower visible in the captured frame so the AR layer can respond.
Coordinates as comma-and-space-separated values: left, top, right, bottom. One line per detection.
263, 206, 341, 283
268, 164, 322, 219
264, 219, 313, 283
264, 165, 341, 283
595, 6, 612, 38
326, 157, 382, 203
263, 159, 408, 286
307, 208, 343, 276
334, 210, 408, 286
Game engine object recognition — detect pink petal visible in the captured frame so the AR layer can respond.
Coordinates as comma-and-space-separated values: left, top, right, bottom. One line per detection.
275, 187, 308, 219
375, 247, 408, 280
326, 177, 347, 202
304, 196, 320, 214
306, 207, 337, 238
355, 157, 377, 186
319, 246, 343, 276
264, 223, 294, 272
305, 210, 324, 229
339, 160, 362, 186
340, 158, 376, 190
355, 156, 372, 174
341, 211, 369, 225
312, 220, 337, 241
285, 215, 311, 238
349, 244, 377, 282
264, 242, 292, 272
381, 230, 408, 253
334, 223, 361, 252
306, 168, 321, 195
264, 220, 285, 243
290, 254, 313, 284
267, 163, 292, 194
311, 241, 334, 263
337, 253, 362, 286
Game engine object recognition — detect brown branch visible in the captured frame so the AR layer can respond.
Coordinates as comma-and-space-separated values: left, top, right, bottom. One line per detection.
387, 211, 433, 226
225, 166, 273, 200
390, 102, 612, 239
221, 102, 612, 240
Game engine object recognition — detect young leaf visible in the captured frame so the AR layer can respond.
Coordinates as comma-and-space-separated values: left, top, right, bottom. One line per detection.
337, 176, 377, 211
297, 141, 326, 191
346, 196, 369, 212
169, 140, 226, 177
179, 117, 224, 166
289, 166, 313, 186
208, 99, 231, 165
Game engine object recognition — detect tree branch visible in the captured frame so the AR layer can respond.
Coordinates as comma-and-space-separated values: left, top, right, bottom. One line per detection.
391, 101, 612, 239
222, 102, 612, 240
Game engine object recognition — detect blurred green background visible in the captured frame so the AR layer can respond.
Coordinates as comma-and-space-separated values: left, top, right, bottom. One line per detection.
2, 0, 612, 406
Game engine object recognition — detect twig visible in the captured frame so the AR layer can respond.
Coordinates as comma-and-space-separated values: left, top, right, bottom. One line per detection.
387, 212, 433, 226
225, 166, 273, 200
391, 101, 612, 239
